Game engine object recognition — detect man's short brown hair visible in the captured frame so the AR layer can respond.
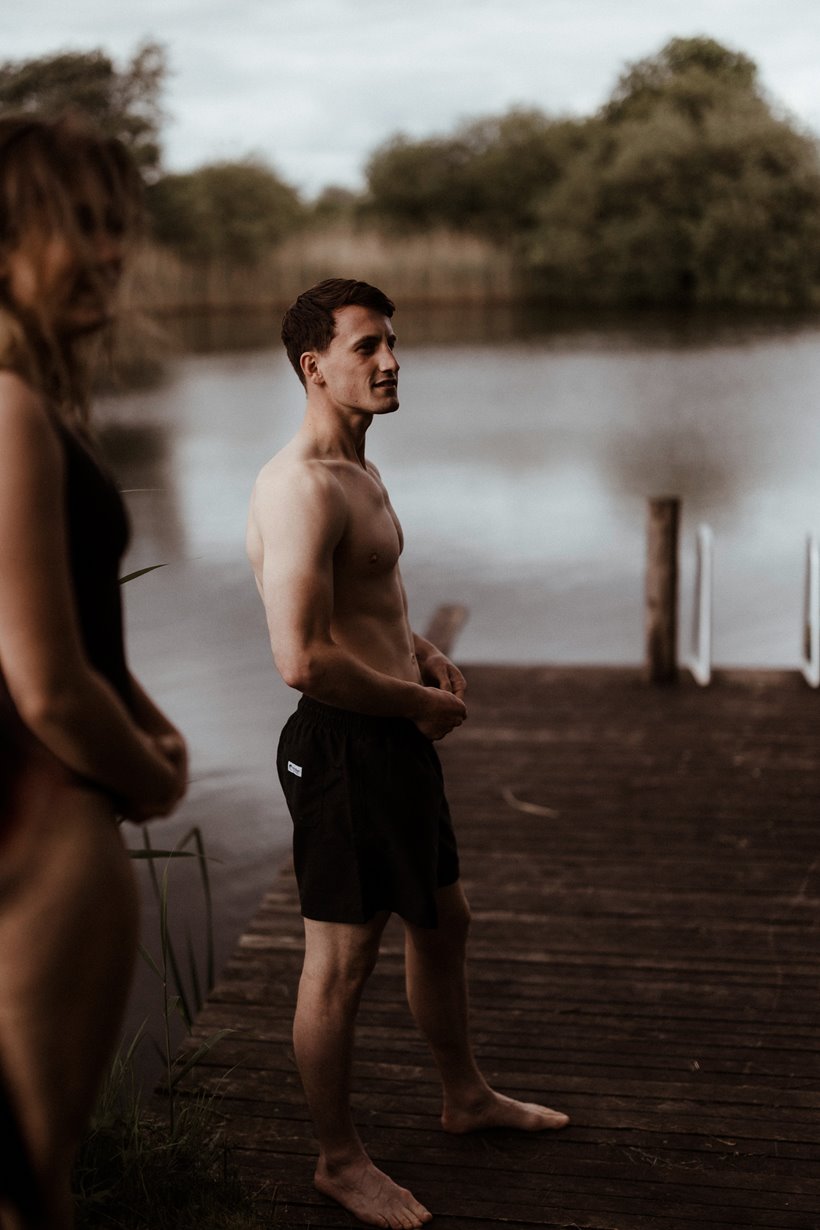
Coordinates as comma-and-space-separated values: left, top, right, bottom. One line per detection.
281, 278, 395, 386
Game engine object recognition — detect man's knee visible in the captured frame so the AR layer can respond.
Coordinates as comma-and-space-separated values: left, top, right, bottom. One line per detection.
408, 887, 471, 953
301, 917, 385, 997
438, 882, 471, 935
332, 940, 381, 987
441, 895, 471, 939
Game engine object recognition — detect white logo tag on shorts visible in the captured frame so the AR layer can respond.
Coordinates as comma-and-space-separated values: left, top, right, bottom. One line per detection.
287, 761, 303, 778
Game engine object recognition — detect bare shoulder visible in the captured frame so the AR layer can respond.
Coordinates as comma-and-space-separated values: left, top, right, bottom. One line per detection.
249, 446, 349, 546
0, 371, 61, 469
0, 373, 66, 562
0, 369, 48, 422
253, 448, 345, 510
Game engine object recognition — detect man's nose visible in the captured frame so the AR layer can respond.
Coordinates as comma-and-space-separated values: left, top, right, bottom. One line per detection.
381, 346, 399, 371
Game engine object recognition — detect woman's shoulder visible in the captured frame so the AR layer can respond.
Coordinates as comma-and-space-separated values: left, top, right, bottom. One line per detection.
0, 370, 62, 465
0, 368, 48, 418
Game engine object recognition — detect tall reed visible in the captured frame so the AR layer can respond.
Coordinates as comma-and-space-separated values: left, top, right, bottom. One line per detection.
123, 225, 519, 314
73, 830, 255, 1228
136, 826, 227, 1132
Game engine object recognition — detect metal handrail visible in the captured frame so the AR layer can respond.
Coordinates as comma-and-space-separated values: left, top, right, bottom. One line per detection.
688, 524, 713, 686
801, 534, 820, 687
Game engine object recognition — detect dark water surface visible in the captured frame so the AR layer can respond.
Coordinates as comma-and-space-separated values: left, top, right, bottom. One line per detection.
101, 304, 820, 1064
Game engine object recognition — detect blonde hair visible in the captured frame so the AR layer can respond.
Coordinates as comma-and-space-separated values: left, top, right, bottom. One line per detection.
0, 113, 142, 425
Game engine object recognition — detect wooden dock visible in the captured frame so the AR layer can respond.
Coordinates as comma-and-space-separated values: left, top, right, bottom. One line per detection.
179, 666, 820, 1229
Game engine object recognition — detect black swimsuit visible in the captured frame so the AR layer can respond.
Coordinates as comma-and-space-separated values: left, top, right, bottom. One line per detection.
54, 416, 132, 705
0, 411, 132, 804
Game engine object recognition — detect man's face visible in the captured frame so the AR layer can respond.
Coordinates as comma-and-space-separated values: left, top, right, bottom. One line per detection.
310, 304, 399, 415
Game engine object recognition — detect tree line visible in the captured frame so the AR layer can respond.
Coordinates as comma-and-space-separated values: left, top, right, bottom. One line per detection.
3, 36, 820, 306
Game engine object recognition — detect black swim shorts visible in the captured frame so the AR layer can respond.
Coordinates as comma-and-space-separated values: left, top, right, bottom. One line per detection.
276, 696, 460, 928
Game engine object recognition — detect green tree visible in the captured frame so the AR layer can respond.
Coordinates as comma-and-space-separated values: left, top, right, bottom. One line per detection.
604, 36, 760, 125
365, 130, 476, 230
528, 37, 820, 305
0, 42, 167, 178
362, 35, 820, 306
147, 159, 305, 263
311, 184, 363, 225
364, 108, 585, 238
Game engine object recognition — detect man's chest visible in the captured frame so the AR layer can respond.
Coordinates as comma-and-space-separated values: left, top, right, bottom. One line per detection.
335, 472, 404, 578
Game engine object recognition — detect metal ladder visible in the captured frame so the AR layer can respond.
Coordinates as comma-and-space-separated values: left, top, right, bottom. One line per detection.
801, 534, 820, 687
688, 524, 713, 687
685, 527, 820, 687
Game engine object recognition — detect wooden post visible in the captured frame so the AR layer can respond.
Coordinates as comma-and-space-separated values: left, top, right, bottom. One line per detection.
423, 604, 469, 657
645, 497, 680, 684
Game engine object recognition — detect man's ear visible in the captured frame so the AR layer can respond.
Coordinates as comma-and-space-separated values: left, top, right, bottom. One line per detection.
301, 351, 323, 386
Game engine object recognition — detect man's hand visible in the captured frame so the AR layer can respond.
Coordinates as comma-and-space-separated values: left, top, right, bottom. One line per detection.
418, 649, 466, 700
414, 686, 467, 741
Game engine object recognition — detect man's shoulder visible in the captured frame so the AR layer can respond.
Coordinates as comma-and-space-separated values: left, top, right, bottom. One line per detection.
252, 447, 348, 518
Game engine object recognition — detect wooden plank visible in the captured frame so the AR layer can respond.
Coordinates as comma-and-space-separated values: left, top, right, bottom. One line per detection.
423, 604, 470, 657
177, 667, 820, 1229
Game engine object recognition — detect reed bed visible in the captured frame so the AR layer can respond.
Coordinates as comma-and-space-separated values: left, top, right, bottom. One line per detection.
71, 824, 269, 1227
124, 226, 519, 314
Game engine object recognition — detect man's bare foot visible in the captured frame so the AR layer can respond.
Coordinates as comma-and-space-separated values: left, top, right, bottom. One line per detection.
314, 1153, 433, 1229
442, 1088, 570, 1134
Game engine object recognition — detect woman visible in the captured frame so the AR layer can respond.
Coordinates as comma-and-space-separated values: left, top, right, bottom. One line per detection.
0, 114, 187, 1228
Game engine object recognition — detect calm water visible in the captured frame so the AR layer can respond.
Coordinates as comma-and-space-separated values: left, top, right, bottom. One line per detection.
101, 305, 820, 1056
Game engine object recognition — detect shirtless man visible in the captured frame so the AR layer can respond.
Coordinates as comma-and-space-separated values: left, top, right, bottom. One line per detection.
246, 278, 568, 1229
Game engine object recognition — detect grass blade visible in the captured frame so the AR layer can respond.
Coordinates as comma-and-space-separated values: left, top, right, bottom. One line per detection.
168, 1029, 233, 1089
128, 849, 196, 860
119, 563, 167, 585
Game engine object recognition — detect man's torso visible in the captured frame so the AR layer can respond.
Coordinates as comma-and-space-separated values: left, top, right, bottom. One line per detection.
248, 442, 422, 685
324, 457, 419, 681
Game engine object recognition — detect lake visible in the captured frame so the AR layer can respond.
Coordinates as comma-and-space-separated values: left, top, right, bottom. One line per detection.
101, 304, 820, 1061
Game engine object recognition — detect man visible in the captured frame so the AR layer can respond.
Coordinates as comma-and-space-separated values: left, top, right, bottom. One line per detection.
246, 278, 568, 1229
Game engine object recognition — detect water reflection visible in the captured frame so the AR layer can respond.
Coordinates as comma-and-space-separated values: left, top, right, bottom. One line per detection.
158, 309, 284, 354
97, 421, 187, 560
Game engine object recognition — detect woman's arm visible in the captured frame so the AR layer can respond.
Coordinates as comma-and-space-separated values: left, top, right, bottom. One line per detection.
0, 373, 185, 820
128, 672, 182, 738
127, 673, 188, 809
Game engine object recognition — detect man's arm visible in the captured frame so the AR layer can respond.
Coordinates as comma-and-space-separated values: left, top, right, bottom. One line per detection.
413, 631, 466, 699
251, 462, 465, 737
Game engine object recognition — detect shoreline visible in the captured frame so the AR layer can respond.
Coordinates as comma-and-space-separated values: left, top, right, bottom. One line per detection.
122, 228, 820, 318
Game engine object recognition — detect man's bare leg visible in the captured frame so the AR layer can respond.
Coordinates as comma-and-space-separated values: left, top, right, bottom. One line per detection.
294, 915, 433, 1229
404, 882, 569, 1134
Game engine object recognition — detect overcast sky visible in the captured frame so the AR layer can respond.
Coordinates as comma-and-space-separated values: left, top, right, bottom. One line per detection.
4, 0, 820, 198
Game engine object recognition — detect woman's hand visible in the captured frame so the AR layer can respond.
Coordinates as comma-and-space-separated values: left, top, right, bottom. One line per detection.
122, 730, 189, 824
155, 730, 189, 806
